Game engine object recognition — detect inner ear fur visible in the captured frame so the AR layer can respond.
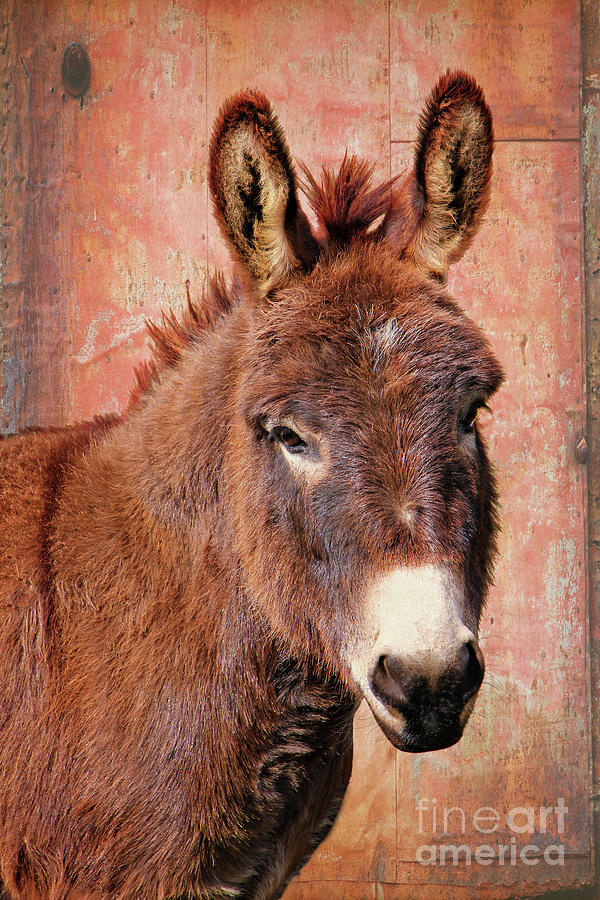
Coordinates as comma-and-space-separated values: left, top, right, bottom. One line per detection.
209, 91, 319, 293
383, 71, 493, 280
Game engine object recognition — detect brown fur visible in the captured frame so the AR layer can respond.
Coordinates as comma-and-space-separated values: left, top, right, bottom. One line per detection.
0, 71, 502, 899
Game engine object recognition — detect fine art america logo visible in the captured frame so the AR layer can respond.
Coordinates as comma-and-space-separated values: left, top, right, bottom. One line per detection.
415, 798, 567, 867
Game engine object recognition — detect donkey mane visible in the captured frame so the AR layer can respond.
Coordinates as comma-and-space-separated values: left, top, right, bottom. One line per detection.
129, 275, 238, 409
299, 155, 396, 244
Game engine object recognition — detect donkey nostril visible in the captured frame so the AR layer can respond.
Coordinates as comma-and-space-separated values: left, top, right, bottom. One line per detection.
371, 642, 484, 718
371, 654, 410, 713
460, 639, 485, 703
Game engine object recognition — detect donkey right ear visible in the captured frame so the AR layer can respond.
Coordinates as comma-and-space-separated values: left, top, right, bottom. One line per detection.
382, 71, 493, 281
209, 92, 319, 294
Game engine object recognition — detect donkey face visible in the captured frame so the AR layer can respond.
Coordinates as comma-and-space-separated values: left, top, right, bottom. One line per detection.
210, 73, 503, 753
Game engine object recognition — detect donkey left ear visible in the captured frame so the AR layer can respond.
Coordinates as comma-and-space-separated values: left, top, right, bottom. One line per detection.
382, 71, 493, 281
209, 91, 319, 294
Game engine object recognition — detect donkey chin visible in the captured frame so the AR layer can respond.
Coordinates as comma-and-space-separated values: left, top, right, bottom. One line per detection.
348, 564, 485, 753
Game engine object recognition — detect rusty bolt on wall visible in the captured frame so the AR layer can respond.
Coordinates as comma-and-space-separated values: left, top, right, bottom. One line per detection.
61, 42, 91, 98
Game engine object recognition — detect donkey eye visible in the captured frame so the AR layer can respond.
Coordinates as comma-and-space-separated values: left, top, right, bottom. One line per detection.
460, 401, 484, 434
272, 425, 307, 453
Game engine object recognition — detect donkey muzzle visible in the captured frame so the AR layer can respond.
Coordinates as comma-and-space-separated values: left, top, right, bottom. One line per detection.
351, 565, 485, 752
369, 639, 484, 751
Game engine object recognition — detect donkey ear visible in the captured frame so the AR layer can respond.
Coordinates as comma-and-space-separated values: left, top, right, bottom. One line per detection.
209, 91, 319, 293
382, 71, 493, 281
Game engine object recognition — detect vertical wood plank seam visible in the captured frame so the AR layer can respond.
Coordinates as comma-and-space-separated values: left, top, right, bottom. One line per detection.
582, 0, 600, 890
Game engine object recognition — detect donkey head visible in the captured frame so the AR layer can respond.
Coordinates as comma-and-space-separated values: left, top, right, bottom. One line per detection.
209, 72, 503, 752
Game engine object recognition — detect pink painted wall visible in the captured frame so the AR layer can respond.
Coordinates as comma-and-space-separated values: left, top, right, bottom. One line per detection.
1, 1, 590, 896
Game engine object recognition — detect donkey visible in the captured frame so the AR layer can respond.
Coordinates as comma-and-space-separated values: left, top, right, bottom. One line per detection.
0, 71, 503, 899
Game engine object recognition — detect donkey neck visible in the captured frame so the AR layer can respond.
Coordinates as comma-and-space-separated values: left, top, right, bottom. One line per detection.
49, 306, 244, 621
121, 309, 245, 539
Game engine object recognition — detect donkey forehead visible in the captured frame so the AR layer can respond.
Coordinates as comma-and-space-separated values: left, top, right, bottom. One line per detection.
365, 306, 503, 392
251, 286, 502, 407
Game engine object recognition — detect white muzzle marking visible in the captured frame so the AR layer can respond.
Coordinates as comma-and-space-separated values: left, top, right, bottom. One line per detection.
348, 564, 477, 728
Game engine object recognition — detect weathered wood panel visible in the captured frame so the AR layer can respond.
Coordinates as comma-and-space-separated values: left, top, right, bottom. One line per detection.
205, 0, 390, 272
583, 0, 600, 891
63, 0, 209, 422
390, 0, 580, 142
1, 0, 72, 430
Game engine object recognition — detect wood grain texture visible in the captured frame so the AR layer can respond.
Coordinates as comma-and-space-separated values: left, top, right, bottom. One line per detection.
206, 0, 390, 272
582, 0, 600, 893
390, 0, 580, 141
1, 1, 71, 431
